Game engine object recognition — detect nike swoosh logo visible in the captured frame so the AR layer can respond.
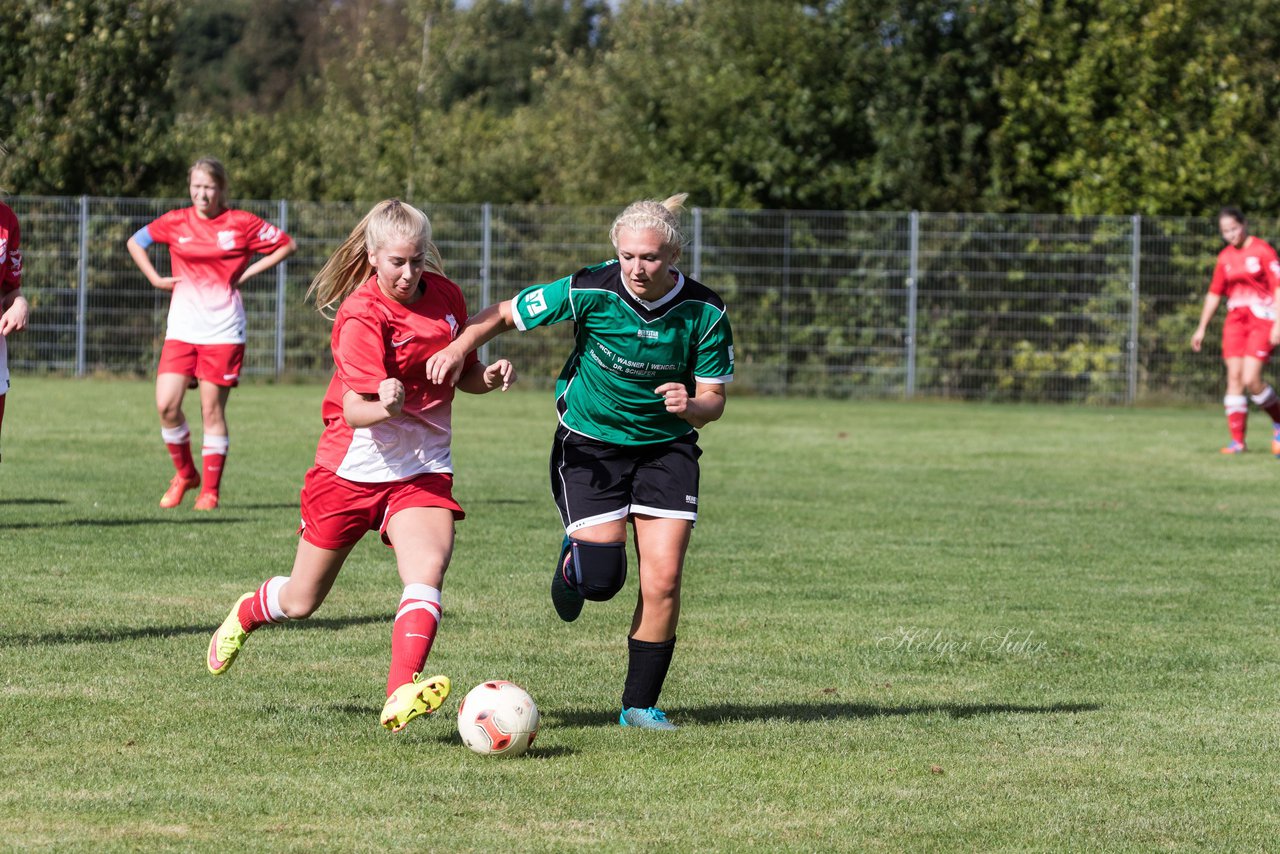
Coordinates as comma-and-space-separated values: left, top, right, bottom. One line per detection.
392, 336, 415, 347
406, 633, 433, 640
178, 236, 193, 243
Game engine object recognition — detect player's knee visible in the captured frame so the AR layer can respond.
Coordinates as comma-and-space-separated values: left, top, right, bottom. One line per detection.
567, 539, 627, 601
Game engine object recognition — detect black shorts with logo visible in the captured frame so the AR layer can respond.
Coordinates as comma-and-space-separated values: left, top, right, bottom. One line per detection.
549, 425, 702, 534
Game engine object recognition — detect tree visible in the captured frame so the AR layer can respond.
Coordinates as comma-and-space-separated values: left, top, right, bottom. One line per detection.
0, 0, 180, 195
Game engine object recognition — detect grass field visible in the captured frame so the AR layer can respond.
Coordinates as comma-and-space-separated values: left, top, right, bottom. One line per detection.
2, 377, 1278, 852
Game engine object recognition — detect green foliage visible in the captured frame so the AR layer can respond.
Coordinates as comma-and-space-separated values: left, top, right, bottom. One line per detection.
0, 0, 182, 195
991, 0, 1280, 215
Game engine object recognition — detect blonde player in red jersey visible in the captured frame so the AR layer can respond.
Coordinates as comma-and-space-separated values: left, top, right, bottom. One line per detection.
0, 200, 30, 463
204, 199, 515, 733
1191, 207, 1280, 455
127, 158, 296, 510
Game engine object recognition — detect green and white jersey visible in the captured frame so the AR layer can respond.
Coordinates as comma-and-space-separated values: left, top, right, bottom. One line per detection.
512, 260, 734, 445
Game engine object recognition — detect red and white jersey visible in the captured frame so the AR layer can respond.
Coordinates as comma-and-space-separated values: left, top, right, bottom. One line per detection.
0, 202, 22, 295
146, 207, 290, 344
1210, 237, 1280, 318
314, 274, 479, 483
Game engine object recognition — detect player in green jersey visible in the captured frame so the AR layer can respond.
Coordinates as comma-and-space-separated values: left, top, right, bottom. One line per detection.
427, 194, 734, 730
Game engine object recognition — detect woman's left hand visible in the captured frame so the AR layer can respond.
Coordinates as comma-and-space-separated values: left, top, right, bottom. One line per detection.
484, 359, 516, 391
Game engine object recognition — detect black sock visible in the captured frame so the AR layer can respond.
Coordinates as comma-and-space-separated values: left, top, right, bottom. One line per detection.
621, 635, 676, 709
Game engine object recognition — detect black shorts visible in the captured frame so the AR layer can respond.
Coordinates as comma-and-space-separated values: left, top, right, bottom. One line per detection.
549, 425, 702, 534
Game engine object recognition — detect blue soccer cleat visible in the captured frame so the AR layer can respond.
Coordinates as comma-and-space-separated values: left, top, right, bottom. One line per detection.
619, 706, 678, 731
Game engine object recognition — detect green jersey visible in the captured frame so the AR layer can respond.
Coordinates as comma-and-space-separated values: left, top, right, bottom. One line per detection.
512, 260, 734, 445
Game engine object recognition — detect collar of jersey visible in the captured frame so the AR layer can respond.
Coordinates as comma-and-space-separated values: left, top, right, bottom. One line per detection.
619, 269, 684, 310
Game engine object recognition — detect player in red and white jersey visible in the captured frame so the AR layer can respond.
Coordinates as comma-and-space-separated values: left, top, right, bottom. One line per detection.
0, 200, 31, 463
203, 199, 515, 734
127, 158, 295, 510
1191, 207, 1280, 455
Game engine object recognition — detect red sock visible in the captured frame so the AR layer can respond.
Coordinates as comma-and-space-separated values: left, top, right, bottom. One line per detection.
202, 435, 229, 492
387, 585, 442, 695
236, 576, 288, 633
161, 423, 198, 480
1228, 411, 1247, 444
1225, 395, 1248, 445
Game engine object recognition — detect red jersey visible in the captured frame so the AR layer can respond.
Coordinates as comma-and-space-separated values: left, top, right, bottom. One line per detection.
314, 274, 480, 483
145, 207, 290, 344
1210, 237, 1280, 318
0, 202, 22, 295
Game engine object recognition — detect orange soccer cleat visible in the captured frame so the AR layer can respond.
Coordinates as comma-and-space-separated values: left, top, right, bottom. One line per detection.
160, 473, 201, 508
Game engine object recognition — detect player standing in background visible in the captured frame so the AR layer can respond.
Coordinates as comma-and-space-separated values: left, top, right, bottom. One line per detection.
0, 199, 31, 463
126, 157, 295, 509
426, 194, 734, 731
1190, 206, 1280, 455
205, 199, 515, 734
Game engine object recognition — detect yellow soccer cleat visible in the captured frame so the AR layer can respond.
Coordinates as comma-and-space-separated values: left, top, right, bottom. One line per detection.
207, 593, 253, 676
380, 673, 451, 733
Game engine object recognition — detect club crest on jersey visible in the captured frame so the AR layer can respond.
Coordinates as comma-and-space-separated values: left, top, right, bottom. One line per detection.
217, 230, 237, 251
1247, 256, 1262, 274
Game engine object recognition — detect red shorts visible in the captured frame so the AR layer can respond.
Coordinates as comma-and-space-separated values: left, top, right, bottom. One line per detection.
158, 340, 245, 387
1221, 308, 1274, 361
298, 465, 464, 550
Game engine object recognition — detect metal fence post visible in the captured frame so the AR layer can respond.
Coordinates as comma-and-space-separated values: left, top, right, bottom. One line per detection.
76, 195, 89, 377
691, 207, 703, 282
275, 199, 289, 377
906, 210, 920, 399
480, 202, 492, 365
1129, 213, 1141, 405
780, 211, 791, 395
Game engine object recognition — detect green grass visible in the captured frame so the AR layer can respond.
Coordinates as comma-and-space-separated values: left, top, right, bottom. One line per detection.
2, 378, 1278, 852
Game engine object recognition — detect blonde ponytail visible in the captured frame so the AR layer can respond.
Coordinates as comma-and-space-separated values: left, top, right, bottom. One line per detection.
307, 199, 444, 316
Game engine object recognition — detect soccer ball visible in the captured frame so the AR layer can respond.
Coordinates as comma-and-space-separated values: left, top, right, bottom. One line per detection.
456, 680, 540, 757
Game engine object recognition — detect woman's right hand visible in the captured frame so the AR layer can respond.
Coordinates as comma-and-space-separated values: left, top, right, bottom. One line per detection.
1190, 328, 1205, 352
152, 276, 180, 292
378, 378, 405, 416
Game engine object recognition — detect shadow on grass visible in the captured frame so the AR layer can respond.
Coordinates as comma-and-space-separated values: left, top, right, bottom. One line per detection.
0, 613, 389, 647
549, 701, 1100, 728
0, 498, 67, 506
1, 516, 250, 530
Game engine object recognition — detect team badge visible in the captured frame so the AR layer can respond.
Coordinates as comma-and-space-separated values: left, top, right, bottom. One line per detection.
217, 230, 237, 251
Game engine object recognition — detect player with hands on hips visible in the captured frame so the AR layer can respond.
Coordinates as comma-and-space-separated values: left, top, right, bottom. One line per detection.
204, 199, 515, 734
126, 157, 296, 510
1190, 206, 1280, 455
0, 199, 29, 463
426, 193, 734, 731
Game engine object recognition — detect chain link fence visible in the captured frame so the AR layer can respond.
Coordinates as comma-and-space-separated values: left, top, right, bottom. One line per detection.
3, 195, 1249, 403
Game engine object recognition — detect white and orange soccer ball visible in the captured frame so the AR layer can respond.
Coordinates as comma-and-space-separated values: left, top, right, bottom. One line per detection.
456, 680, 540, 757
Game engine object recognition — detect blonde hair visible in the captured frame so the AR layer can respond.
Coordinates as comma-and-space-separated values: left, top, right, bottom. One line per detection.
188, 157, 228, 192
307, 199, 444, 315
609, 193, 690, 252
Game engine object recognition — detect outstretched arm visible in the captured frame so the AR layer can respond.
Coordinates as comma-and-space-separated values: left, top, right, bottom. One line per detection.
456, 359, 516, 394
425, 300, 517, 386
